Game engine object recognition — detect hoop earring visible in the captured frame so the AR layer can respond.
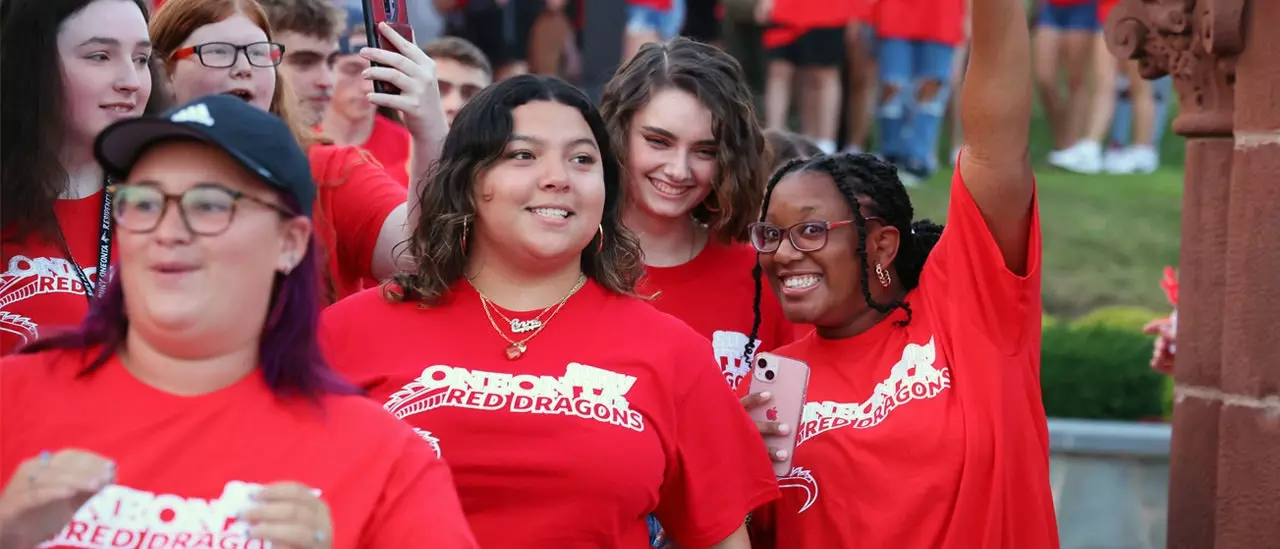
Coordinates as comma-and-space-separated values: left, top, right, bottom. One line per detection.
596, 224, 605, 254
876, 263, 892, 288
702, 196, 721, 213
461, 218, 469, 250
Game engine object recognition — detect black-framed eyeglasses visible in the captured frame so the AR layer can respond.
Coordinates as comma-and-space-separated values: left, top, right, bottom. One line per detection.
748, 217, 882, 253
108, 184, 294, 237
171, 41, 285, 68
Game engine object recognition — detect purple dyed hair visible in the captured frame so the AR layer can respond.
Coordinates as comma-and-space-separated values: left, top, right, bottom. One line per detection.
20, 197, 359, 401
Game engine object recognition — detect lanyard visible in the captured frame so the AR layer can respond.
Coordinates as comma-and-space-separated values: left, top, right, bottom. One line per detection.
55, 178, 114, 302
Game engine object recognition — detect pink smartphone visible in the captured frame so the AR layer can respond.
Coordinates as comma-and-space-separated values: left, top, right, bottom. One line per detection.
746, 352, 810, 477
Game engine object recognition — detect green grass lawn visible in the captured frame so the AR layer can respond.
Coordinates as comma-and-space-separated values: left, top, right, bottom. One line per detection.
907, 165, 1183, 317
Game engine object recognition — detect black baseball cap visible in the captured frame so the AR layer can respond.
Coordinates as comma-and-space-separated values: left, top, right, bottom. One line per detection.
94, 94, 316, 217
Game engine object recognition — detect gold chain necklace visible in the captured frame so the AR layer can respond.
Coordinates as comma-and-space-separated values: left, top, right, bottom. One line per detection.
471, 275, 587, 360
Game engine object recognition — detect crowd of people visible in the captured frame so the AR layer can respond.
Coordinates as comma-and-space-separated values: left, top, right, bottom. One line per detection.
1, 0, 1070, 546
617, 0, 1171, 183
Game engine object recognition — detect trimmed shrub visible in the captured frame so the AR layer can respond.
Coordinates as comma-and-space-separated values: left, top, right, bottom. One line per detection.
1040, 310, 1169, 421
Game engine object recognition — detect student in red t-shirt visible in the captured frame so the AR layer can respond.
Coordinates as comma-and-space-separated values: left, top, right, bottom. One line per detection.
320, 75, 779, 549
322, 19, 414, 187
601, 38, 793, 399
0, 0, 170, 355
742, 0, 1059, 545
0, 94, 478, 549
873, 0, 968, 182
152, 0, 449, 299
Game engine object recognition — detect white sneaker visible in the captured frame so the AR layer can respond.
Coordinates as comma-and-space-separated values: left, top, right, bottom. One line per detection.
1126, 145, 1159, 174
1102, 148, 1128, 173
897, 168, 922, 188
1103, 145, 1160, 174
1050, 140, 1103, 174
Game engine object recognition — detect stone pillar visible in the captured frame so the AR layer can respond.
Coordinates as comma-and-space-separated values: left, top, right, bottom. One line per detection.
1107, 1, 1280, 547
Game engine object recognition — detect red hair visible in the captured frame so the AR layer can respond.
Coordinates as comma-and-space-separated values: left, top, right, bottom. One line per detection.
150, 0, 328, 149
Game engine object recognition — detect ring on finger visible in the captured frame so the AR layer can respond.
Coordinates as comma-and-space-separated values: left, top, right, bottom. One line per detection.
30, 450, 52, 487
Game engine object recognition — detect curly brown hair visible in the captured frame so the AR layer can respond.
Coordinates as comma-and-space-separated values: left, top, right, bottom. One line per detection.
388, 75, 645, 305
600, 37, 767, 244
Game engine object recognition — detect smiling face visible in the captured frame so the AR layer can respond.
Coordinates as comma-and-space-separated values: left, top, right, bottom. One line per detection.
116, 140, 309, 351
57, 0, 153, 148
168, 14, 276, 111
624, 88, 719, 221
759, 170, 898, 327
471, 100, 606, 271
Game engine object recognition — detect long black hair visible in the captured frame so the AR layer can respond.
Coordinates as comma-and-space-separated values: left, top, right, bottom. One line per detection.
744, 153, 945, 357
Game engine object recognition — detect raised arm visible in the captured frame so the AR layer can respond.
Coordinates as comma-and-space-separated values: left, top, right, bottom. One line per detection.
364, 23, 450, 277
956, 0, 1035, 275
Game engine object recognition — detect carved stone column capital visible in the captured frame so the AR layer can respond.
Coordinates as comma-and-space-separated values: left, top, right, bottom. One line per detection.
1104, 0, 1247, 137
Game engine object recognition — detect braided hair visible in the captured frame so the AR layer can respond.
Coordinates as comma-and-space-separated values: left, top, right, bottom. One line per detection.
743, 153, 944, 359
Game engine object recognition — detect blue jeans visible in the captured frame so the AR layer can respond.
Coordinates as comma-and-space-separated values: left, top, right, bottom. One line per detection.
1038, 1, 1102, 32
875, 38, 957, 176
627, 0, 686, 41
1110, 75, 1172, 148
647, 514, 668, 548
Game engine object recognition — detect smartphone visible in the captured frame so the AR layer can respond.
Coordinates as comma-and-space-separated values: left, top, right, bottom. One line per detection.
746, 352, 810, 477
361, 0, 415, 95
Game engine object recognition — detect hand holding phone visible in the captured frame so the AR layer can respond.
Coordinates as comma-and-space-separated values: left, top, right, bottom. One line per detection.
361, 0, 415, 95
744, 352, 810, 477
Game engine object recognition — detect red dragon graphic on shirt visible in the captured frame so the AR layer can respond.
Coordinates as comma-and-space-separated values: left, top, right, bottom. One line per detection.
779, 337, 950, 514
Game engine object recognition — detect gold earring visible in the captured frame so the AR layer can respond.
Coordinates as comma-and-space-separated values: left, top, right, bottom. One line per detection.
876, 263, 892, 287
596, 224, 605, 254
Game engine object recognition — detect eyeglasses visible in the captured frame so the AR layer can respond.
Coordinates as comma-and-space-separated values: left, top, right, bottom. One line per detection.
109, 184, 294, 236
171, 41, 285, 68
747, 217, 881, 253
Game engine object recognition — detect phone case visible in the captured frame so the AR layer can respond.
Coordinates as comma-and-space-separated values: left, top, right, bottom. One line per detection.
361, 0, 415, 94
746, 352, 811, 477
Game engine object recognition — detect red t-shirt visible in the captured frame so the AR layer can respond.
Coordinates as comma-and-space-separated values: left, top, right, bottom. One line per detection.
1047, 0, 1093, 6
875, 0, 969, 46
319, 281, 780, 549
363, 116, 412, 188
0, 349, 480, 548
637, 241, 794, 397
308, 144, 404, 300
763, 170, 1058, 548
629, 0, 673, 11
0, 193, 114, 355
1098, 0, 1119, 23
763, 0, 863, 48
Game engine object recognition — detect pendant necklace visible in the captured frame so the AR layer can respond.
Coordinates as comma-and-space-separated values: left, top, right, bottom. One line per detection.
471, 275, 587, 360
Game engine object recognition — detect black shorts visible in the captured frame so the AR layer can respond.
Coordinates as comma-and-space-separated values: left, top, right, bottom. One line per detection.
681, 0, 722, 43
766, 26, 845, 68
453, 0, 544, 68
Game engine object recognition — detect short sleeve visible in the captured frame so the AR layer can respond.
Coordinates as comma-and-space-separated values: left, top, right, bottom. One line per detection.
318, 291, 387, 391
654, 333, 780, 548
921, 168, 1042, 352
312, 146, 404, 286
363, 426, 480, 548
